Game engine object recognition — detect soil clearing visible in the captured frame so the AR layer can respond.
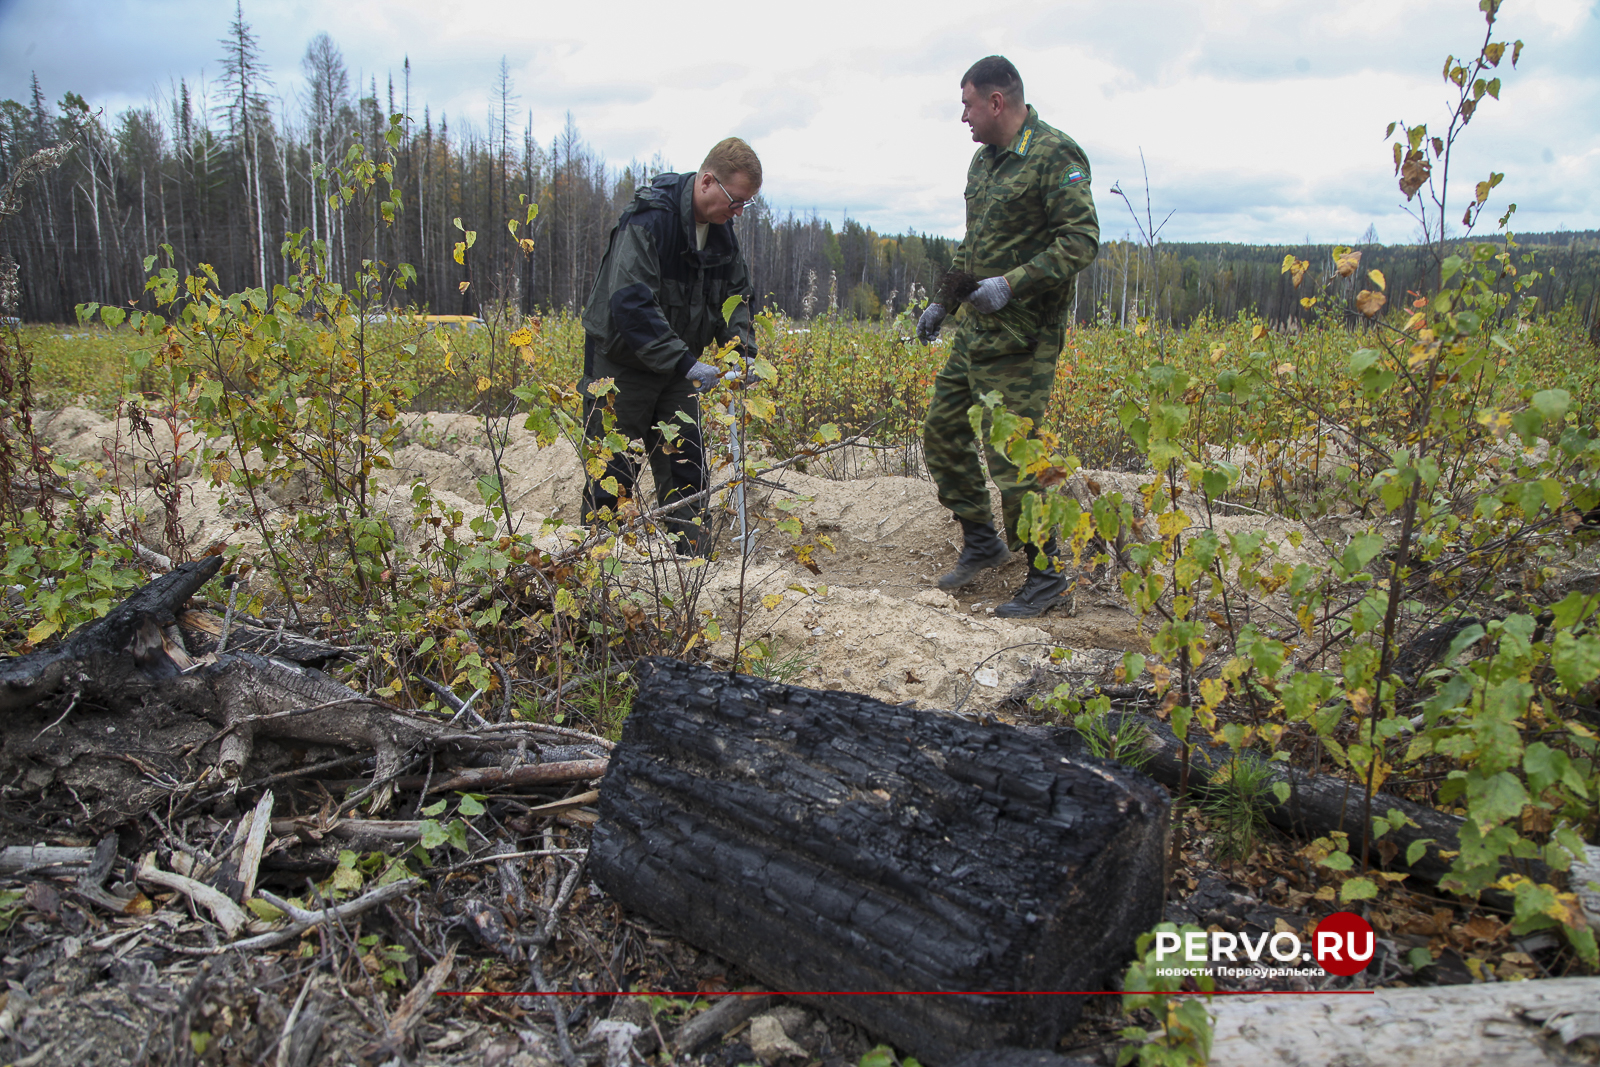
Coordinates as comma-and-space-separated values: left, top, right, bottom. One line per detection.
5, 407, 1586, 1067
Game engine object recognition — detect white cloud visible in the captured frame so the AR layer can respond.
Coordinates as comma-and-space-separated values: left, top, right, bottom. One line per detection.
0, 0, 1595, 242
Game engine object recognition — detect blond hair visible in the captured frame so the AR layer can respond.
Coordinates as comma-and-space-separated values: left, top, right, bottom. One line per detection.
700, 137, 762, 188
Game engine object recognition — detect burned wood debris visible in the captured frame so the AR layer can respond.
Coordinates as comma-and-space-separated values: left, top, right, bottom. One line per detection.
592, 658, 1171, 1066
0, 563, 628, 1064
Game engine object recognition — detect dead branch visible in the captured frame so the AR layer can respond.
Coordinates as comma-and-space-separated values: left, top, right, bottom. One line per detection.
0, 844, 94, 874
136, 851, 254, 937
409, 758, 608, 794
359, 943, 459, 1061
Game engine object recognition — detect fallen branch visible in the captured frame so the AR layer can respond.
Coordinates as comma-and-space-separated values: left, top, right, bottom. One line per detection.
233, 790, 274, 902
227, 878, 421, 954
360, 943, 459, 1060
0, 844, 94, 874
136, 851, 254, 937
672, 994, 775, 1056
394, 758, 610, 794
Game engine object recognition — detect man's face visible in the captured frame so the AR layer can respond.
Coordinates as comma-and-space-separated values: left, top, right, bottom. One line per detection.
960, 82, 1003, 145
693, 171, 758, 225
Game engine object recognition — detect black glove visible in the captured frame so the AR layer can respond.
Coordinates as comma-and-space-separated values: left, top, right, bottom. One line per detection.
917, 304, 947, 343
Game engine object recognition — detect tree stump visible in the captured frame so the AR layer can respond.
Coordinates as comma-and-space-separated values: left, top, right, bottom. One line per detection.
591, 658, 1171, 1066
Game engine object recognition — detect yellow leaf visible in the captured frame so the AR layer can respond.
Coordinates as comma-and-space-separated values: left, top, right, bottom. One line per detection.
1300, 296, 1317, 308
1355, 290, 1388, 318
519, 238, 536, 254
761, 593, 783, 610
26, 619, 58, 645
1405, 312, 1427, 331
1158, 511, 1188, 539
453, 241, 466, 265
458, 281, 470, 293
1209, 345, 1226, 362
1335, 249, 1362, 277
1250, 324, 1267, 342
508, 327, 533, 347
476, 376, 491, 393
1368, 269, 1386, 291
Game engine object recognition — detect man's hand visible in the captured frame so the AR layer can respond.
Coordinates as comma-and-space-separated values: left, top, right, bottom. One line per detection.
686, 361, 721, 392
916, 303, 947, 344
968, 276, 1011, 314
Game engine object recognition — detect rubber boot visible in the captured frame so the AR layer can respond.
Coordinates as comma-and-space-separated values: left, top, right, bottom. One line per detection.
995, 541, 1072, 618
936, 518, 1013, 590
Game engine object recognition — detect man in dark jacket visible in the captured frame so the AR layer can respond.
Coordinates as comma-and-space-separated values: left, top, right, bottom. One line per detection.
578, 138, 761, 555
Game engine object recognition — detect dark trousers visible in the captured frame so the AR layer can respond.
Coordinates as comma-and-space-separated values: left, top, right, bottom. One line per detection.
579, 367, 707, 543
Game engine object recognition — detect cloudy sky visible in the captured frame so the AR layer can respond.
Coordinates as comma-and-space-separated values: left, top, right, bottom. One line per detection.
2, 0, 1596, 244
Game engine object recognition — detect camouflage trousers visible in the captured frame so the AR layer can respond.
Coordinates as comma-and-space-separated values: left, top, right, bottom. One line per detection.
922, 320, 1063, 550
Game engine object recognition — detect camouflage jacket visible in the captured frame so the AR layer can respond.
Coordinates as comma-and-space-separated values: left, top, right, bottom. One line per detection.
581, 171, 755, 379
954, 105, 1099, 333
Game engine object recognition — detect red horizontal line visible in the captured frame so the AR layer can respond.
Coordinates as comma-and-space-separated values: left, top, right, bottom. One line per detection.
438, 989, 1377, 998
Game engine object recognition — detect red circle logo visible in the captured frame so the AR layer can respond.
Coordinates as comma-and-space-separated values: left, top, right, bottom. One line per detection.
1314, 912, 1376, 976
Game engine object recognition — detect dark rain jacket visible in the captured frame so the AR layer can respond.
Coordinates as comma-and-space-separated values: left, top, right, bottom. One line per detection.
581, 172, 756, 379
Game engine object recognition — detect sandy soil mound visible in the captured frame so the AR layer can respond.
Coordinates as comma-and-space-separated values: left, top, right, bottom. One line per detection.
35, 408, 1332, 712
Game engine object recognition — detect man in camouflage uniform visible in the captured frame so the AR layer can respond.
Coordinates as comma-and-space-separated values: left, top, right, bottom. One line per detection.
918, 56, 1099, 617
579, 138, 761, 555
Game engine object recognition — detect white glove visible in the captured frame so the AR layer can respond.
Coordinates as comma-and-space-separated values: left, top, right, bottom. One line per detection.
969, 277, 1012, 314
686, 361, 721, 391
917, 304, 947, 343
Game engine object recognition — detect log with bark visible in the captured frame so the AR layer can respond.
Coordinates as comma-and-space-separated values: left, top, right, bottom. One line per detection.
1035, 711, 1539, 901
1207, 975, 1600, 1066
591, 658, 1172, 1067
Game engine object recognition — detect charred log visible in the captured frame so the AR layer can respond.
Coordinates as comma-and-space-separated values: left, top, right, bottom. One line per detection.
0, 555, 223, 714
591, 658, 1170, 1067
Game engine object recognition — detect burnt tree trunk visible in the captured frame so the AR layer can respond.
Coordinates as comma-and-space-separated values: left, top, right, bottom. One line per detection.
1074, 712, 1499, 888
591, 658, 1171, 1067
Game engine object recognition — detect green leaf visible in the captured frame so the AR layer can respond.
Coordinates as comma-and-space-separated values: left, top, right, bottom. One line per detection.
1319, 851, 1355, 872
1407, 946, 1434, 971
1551, 631, 1600, 693
457, 793, 486, 817
859, 1048, 897, 1067
421, 799, 447, 817
419, 819, 448, 849
1122, 652, 1146, 682
1530, 389, 1571, 422
1272, 781, 1291, 804
1340, 877, 1378, 901
721, 293, 745, 322
1340, 532, 1384, 575
1406, 838, 1434, 866
246, 898, 286, 921
1465, 771, 1530, 834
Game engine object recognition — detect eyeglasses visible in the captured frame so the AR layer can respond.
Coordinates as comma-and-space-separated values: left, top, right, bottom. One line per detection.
713, 175, 757, 211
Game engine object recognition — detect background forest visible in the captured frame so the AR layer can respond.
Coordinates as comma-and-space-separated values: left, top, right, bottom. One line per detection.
2, 13, 1598, 334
